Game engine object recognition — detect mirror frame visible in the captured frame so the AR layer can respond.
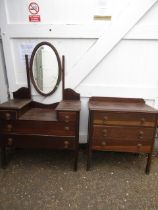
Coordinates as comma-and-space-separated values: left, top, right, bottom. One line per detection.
30, 41, 62, 96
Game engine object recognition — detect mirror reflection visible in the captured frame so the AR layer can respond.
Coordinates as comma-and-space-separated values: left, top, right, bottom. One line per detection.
33, 45, 59, 94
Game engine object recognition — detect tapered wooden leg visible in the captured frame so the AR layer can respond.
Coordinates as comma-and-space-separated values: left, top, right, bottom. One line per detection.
1, 146, 7, 169
145, 153, 152, 174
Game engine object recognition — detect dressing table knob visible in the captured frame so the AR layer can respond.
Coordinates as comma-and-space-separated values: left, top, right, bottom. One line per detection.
7, 124, 12, 132
64, 141, 69, 148
102, 141, 107, 146
8, 138, 13, 146
65, 115, 70, 123
64, 126, 70, 131
103, 133, 107, 137
5, 113, 11, 120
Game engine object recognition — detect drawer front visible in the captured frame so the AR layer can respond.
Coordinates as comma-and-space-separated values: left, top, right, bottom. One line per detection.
58, 112, 77, 122
93, 112, 156, 127
0, 121, 76, 136
92, 125, 154, 153
92, 143, 152, 153
0, 110, 17, 120
4, 135, 76, 150
92, 125, 155, 142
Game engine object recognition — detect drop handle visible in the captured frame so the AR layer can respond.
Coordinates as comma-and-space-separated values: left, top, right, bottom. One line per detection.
64, 141, 69, 148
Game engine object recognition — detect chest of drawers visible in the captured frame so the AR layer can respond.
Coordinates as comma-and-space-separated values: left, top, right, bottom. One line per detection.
87, 97, 158, 174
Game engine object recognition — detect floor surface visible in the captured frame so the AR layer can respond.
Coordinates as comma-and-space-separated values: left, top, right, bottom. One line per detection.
0, 149, 158, 210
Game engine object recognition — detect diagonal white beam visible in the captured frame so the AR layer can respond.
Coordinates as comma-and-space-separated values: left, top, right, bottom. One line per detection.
66, 0, 158, 89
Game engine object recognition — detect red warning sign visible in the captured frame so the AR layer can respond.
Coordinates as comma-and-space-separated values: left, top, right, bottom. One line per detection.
28, 2, 39, 15
28, 2, 41, 22
29, 15, 41, 22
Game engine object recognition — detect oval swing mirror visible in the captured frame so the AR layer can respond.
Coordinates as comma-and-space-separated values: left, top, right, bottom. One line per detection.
30, 42, 61, 96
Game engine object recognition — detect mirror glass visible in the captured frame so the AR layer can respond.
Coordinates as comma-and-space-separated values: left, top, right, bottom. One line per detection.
30, 42, 61, 96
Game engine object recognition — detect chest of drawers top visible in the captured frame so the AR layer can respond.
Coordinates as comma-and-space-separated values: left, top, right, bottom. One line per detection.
89, 97, 158, 114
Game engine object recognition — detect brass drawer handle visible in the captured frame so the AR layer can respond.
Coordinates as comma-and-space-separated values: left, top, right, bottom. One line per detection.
139, 131, 144, 135
5, 113, 11, 120
103, 116, 108, 121
64, 140, 69, 148
140, 118, 145, 124
8, 138, 13, 146
7, 124, 12, 131
139, 131, 144, 139
64, 126, 70, 131
137, 143, 142, 148
102, 141, 107, 146
103, 133, 107, 137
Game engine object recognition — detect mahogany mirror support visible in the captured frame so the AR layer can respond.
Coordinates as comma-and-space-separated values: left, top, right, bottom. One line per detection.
62, 55, 65, 100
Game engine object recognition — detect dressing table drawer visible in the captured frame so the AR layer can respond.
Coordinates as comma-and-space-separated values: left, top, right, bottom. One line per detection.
1, 121, 76, 136
0, 110, 17, 120
93, 112, 156, 127
4, 135, 75, 150
58, 112, 76, 122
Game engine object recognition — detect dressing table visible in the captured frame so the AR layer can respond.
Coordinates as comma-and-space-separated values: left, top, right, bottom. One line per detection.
0, 42, 81, 170
87, 97, 158, 174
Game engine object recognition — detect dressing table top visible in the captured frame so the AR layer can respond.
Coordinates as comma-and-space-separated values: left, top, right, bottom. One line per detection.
56, 100, 81, 111
0, 99, 31, 110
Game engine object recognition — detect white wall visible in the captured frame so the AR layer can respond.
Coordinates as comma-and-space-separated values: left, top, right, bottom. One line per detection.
0, 40, 8, 103
1, 0, 158, 143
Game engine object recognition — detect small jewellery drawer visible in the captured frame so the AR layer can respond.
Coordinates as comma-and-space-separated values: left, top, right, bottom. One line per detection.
58, 112, 76, 122
92, 125, 155, 142
93, 112, 156, 127
0, 110, 17, 120
1, 121, 76, 136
